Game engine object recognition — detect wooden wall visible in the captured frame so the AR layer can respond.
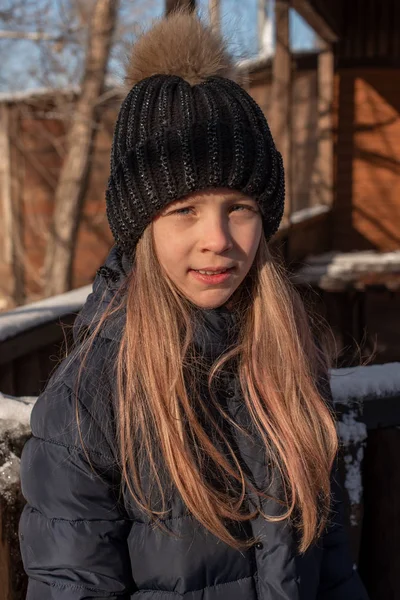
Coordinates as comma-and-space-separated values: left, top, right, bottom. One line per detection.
308, 0, 400, 66
338, 0, 400, 66
0, 59, 321, 308
0, 98, 115, 307
3, 53, 399, 308
333, 67, 400, 251
248, 55, 320, 213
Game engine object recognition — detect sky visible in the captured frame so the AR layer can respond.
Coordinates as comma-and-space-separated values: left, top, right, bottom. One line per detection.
0, 0, 318, 92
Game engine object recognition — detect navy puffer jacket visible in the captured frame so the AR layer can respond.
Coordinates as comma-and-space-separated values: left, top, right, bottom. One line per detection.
19, 248, 369, 600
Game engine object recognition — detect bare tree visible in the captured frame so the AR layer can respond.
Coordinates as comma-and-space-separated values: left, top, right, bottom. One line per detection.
43, 0, 119, 296
0, 0, 160, 307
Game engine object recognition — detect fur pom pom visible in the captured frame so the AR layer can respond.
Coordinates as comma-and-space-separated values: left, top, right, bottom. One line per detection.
125, 10, 237, 89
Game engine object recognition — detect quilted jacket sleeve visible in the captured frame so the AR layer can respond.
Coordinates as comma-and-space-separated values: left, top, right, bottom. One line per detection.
19, 377, 135, 599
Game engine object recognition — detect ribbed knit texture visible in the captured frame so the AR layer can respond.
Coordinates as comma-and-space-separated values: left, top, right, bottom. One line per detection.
106, 74, 285, 254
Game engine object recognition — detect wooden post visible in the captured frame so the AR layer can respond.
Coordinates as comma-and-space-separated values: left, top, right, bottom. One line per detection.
166, 0, 195, 14
291, 0, 339, 44
0, 104, 12, 265
315, 41, 334, 207
359, 428, 400, 598
209, 0, 220, 31
0, 104, 25, 306
270, 0, 292, 224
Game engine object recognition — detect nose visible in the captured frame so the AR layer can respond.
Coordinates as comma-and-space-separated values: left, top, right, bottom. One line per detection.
199, 215, 233, 254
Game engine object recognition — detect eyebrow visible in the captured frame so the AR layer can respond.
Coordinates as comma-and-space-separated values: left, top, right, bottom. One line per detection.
170, 194, 251, 206
170, 197, 190, 206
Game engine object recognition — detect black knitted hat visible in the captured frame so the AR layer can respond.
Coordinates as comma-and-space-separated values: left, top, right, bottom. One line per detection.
106, 13, 285, 254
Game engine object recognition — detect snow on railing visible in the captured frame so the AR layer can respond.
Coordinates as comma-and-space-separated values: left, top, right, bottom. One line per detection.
0, 285, 91, 342
331, 363, 400, 526
292, 250, 400, 289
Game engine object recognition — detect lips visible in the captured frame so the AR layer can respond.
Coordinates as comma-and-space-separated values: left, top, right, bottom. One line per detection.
191, 266, 234, 274
195, 268, 230, 275
189, 267, 235, 285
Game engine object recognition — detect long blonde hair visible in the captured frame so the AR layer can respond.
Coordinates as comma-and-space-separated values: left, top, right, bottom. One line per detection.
78, 228, 337, 554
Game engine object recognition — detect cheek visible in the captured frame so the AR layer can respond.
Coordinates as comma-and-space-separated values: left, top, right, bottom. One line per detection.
153, 228, 187, 275
236, 220, 262, 261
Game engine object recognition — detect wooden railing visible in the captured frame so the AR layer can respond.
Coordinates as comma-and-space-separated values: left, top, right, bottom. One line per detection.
0, 285, 91, 397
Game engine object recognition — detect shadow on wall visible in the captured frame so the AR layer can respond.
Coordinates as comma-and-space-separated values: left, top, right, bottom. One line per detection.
334, 68, 400, 252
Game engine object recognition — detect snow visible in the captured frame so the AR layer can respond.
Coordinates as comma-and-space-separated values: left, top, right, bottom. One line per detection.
0, 77, 121, 104
330, 363, 400, 525
0, 453, 20, 495
293, 250, 400, 288
330, 363, 400, 403
0, 393, 36, 500
237, 54, 272, 73
0, 393, 35, 428
259, 17, 274, 59
0, 85, 80, 103
289, 204, 330, 224
337, 410, 367, 525
0, 284, 91, 342
336, 410, 368, 446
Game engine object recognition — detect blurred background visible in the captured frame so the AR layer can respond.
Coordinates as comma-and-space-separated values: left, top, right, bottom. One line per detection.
0, 1, 399, 599
1, 0, 400, 365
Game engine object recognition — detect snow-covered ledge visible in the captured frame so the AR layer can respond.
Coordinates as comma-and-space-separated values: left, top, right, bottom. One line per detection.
0, 285, 92, 343
292, 250, 400, 290
0, 395, 35, 499
0, 393, 36, 595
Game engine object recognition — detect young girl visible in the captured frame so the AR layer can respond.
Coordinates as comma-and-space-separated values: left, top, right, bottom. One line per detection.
19, 12, 369, 600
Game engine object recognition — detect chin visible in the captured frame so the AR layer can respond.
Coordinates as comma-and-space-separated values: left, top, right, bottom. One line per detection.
190, 291, 234, 310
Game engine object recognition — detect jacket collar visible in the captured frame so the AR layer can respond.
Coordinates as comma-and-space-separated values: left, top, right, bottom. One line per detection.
192, 305, 238, 364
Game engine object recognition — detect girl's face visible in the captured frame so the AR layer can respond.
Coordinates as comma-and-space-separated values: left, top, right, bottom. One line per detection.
152, 188, 262, 309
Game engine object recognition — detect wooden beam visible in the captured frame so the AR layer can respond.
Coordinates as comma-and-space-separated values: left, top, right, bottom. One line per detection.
314, 41, 334, 207
0, 105, 12, 266
318, 43, 335, 201
291, 0, 339, 43
270, 0, 292, 223
165, 0, 195, 14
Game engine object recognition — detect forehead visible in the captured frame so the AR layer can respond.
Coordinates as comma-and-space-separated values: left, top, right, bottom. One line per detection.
171, 188, 253, 205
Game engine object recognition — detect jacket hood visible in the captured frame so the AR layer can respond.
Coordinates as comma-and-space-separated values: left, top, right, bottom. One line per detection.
73, 246, 130, 344
74, 246, 238, 362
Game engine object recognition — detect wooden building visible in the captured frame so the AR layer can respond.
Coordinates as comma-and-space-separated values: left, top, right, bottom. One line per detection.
0, 57, 323, 307
0, 0, 399, 362
258, 0, 400, 366
0, 88, 118, 307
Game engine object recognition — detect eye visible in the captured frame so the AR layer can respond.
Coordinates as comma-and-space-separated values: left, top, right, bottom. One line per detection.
171, 206, 194, 216
231, 204, 257, 213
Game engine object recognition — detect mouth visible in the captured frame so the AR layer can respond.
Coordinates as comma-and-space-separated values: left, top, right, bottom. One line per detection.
189, 266, 235, 285
191, 266, 235, 275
